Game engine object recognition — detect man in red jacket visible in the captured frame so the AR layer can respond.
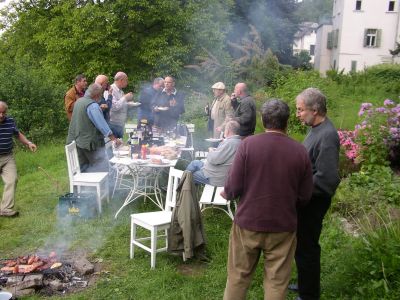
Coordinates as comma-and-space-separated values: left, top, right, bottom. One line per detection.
221, 99, 313, 300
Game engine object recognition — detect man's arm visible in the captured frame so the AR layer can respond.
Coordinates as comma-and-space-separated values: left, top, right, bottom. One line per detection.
87, 103, 121, 145
206, 140, 236, 165
298, 154, 313, 206
222, 143, 245, 200
313, 131, 340, 196
232, 99, 253, 126
17, 132, 37, 152
64, 89, 75, 114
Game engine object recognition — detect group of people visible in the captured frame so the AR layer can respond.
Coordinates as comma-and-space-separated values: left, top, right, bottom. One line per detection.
0, 70, 339, 300
220, 88, 340, 300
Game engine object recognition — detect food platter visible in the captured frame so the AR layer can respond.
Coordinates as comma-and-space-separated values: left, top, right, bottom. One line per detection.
156, 106, 169, 111
128, 102, 141, 107
205, 138, 223, 143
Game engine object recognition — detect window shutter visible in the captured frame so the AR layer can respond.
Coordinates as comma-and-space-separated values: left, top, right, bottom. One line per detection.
363, 29, 368, 47
334, 29, 339, 48
376, 29, 382, 47
327, 32, 333, 49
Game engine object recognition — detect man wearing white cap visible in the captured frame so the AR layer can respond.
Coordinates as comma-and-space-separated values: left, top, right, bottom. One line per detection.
207, 82, 233, 138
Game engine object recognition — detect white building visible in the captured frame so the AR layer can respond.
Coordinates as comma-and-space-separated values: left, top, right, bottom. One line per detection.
314, 0, 400, 74
293, 22, 318, 63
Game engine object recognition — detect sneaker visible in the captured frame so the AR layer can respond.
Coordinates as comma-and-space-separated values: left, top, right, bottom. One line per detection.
0, 210, 19, 217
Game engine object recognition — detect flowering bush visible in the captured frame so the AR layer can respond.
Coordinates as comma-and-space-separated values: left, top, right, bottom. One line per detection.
338, 99, 400, 167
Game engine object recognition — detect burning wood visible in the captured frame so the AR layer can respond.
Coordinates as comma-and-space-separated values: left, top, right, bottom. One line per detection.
0, 252, 61, 275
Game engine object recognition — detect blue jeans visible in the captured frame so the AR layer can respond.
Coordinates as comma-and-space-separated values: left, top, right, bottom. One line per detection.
186, 160, 210, 185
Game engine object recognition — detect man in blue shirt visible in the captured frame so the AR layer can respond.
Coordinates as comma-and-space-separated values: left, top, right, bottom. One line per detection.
95, 74, 113, 122
0, 101, 37, 217
67, 83, 121, 172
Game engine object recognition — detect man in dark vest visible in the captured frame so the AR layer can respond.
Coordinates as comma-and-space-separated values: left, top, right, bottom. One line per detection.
230, 82, 256, 138
67, 83, 121, 172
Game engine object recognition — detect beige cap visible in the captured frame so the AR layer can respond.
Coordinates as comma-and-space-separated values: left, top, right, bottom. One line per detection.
211, 82, 226, 90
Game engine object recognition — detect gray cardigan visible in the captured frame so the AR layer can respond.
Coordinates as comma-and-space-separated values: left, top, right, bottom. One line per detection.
202, 135, 242, 186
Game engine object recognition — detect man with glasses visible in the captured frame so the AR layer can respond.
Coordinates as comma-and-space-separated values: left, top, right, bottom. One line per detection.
292, 88, 340, 300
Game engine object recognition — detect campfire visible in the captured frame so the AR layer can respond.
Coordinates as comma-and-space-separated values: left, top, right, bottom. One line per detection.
0, 252, 96, 298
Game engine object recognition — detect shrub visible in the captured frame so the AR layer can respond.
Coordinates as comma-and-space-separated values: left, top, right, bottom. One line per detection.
339, 100, 400, 168
323, 210, 400, 299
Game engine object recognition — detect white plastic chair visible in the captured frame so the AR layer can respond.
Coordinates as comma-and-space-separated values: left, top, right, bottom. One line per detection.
65, 141, 109, 214
199, 185, 235, 220
130, 167, 184, 268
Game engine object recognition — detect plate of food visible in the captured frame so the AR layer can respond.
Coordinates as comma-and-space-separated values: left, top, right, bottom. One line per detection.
205, 138, 223, 143
131, 159, 148, 165
128, 102, 141, 107
156, 106, 169, 111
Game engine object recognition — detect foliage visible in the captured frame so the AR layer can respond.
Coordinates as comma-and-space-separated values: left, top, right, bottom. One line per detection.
292, 50, 312, 70
333, 164, 400, 218
294, 0, 333, 23
230, 0, 299, 64
322, 211, 400, 299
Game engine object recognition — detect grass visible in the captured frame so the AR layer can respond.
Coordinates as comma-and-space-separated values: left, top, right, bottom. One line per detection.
0, 139, 343, 300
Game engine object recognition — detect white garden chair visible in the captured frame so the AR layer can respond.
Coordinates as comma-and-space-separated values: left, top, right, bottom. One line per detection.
130, 167, 184, 268
65, 141, 109, 214
199, 185, 236, 220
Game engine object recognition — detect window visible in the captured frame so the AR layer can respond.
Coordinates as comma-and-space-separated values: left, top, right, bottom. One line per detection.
355, 0, 362, 10
388, 1, 395, 11
327, 32, 333, 49
363, 29, 382, 47
310, 45, 315, 56
351, 61, 357, 72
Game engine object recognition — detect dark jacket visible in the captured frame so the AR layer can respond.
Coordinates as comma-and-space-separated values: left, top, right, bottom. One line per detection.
232, 95, 256, 136
168, 171, 206, 258
153, 89, 185, 129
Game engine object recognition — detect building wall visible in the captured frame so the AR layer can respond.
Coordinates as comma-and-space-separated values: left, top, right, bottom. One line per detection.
293, 31, 317, 63
314, 24, 333, 75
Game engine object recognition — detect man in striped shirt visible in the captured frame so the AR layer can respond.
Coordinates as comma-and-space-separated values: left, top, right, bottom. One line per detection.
0, 101, 37, 217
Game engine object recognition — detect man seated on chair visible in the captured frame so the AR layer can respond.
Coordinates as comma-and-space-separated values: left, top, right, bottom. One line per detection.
186, 120, 241, 186
67, 83, 121, 172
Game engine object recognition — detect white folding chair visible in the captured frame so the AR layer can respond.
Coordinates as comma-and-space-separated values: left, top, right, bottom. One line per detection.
104, 138, 131, 198
130, 167, 184, 268
65, 141, 109, 214
199, 185, 236, 220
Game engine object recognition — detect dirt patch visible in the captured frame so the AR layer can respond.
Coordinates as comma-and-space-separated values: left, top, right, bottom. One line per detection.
176, 262, 207, 276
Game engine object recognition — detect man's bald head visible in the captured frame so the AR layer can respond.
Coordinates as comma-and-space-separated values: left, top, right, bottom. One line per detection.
95, 75, 109, 91
114, 71, 128, 89
234, 82, 248, 98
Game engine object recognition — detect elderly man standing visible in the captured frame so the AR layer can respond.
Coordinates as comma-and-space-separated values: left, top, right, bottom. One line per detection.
64, 74, 87, 121
230, 83, 256, 137
186, 120, 241, 186
208, 82, 233, 138
67, 83, 121, 172
153, 76, 185, 130
109, 72, 134, 138
95, 74, 113, 122
291, 88, 340, 300
138, 77, 164, 126
0, 101, 37, 217
222, 99, 313, 300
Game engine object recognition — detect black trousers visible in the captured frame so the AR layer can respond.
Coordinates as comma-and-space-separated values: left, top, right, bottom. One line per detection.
295, 195, 331, 300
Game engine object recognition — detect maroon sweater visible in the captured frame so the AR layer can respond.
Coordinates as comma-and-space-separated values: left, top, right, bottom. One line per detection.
224, 132, 313, 232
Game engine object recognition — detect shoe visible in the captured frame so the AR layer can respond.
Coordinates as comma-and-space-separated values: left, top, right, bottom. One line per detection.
288, 283, 299, 292
0, 210, 19, 217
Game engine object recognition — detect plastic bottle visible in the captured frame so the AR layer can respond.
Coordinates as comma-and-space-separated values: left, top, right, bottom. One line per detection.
141, 144, 147, 160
